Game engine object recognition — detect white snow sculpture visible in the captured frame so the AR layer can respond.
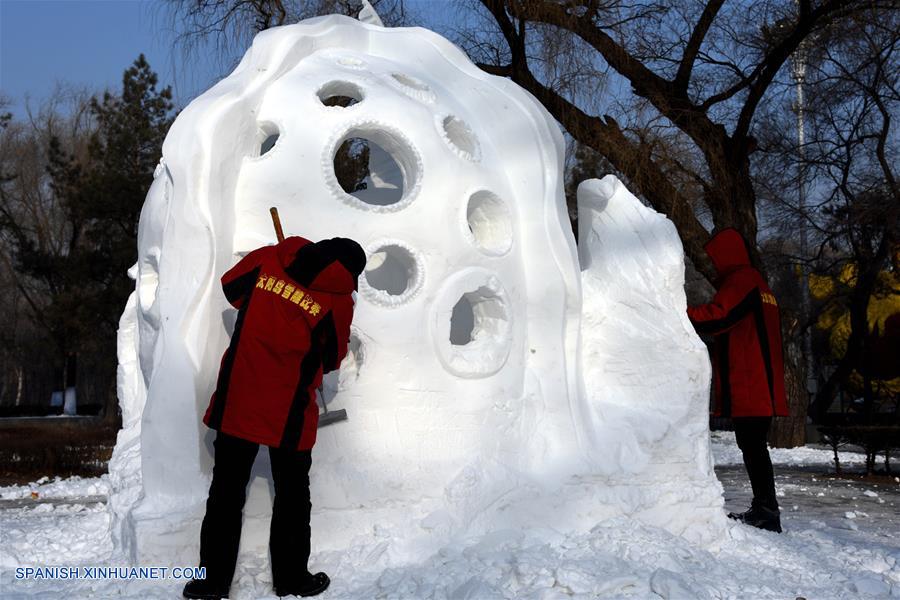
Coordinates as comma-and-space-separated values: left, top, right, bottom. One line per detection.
109, 13, 724, 569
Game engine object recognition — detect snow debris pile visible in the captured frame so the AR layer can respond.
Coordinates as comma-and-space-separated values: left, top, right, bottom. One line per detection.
109, 13, 724, 569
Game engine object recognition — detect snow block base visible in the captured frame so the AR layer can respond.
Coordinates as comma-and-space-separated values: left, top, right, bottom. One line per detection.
126, 501, 204, 567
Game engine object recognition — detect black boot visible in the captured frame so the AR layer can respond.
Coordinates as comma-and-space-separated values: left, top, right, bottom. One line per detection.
741, 505, 782, 533
727, 507, 753, 521
183, 578, 230, 599
275, 572, 330, 597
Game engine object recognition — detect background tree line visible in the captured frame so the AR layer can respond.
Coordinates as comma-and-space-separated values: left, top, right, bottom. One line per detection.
0, 56, 173, 421
1, 1, 896, 454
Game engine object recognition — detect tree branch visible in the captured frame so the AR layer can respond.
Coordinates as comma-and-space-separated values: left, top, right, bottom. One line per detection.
474, 8, 716, 278
734, 0, 867, 153
505, 0, 732, 180
675, 0, 726, 92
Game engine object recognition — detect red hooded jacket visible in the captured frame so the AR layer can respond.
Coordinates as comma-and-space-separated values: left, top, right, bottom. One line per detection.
688, 229, 789, 418
203, 236, 365, 450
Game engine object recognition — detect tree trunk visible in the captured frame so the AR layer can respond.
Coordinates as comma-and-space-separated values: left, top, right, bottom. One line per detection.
770, 340, 807, 448
103, 383, 120, 427
15, 365, 23, 406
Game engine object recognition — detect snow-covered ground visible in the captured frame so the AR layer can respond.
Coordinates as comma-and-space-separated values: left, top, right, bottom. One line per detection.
1, 434, 898, 599
710, 430, 869, 468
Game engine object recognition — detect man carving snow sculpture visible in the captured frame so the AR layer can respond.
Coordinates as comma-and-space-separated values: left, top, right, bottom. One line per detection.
183, 235, 366, 600
687, 228, 788, 533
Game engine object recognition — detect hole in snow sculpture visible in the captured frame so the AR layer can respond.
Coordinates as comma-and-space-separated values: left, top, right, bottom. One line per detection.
317, 80, 363, 107
434, 272, 512, 377
392, 72, 428, 91
465, 190, 512, 255
331, 128, 417, 207
449, 296, 475, 345
365, 246, 410, 294
257, 122, 280, 157
439, 115, 480, 161
360, 242, 423, 306
336, 55, 365, 68
389, 72, 436, 103
110, 13, 725, 575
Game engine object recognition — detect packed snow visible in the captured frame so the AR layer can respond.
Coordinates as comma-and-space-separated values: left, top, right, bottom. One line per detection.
2, 435, 898, 598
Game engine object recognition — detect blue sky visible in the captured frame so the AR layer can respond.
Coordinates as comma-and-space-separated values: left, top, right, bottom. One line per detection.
0, 0, 459, 117
0, 0, 237, 117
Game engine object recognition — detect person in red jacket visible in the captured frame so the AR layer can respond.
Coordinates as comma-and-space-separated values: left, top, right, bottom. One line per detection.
687, 228, 789, 533
183, 235, 366, 600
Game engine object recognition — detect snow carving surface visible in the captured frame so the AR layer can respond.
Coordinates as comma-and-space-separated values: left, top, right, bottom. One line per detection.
109, 14, 724, 569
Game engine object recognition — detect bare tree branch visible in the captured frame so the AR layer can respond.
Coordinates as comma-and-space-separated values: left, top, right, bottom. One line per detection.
675, 0, 726, 92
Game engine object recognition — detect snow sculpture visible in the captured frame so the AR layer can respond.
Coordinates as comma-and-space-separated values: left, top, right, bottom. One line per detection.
109, 14, 724, 569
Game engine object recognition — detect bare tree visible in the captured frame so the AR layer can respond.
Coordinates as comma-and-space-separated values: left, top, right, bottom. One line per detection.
160, 0, 412, 76
793, 11, 899, 418
0, 89, 95, 409
454, 0, 896, 446
465, 0, 893, 277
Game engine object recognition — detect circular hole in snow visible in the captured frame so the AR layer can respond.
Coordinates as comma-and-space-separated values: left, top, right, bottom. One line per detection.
338, 56, 365, 68
389, 72, 436, 103
456, 289, 508, 346
450, 296, 474, 345
391, 73, 429, 91
440, 115, 480, 161
257, 122, 280, 157
360, 242, 424, 306
365, 247, 412, 295
317, 81, 363, 108
437, 277, 512, 377
465, 190, 512, 255
331, 128, 419, 208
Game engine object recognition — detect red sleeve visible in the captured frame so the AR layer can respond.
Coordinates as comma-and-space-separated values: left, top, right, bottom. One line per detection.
687, 273, 758, 335
221, 247, 268, 309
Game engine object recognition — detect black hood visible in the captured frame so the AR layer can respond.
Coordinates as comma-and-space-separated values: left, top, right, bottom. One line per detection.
280, 236, 366, 293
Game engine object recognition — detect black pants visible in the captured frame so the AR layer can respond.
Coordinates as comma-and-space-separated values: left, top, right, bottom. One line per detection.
198, 431, 312, 590
733, 416, 778, 511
